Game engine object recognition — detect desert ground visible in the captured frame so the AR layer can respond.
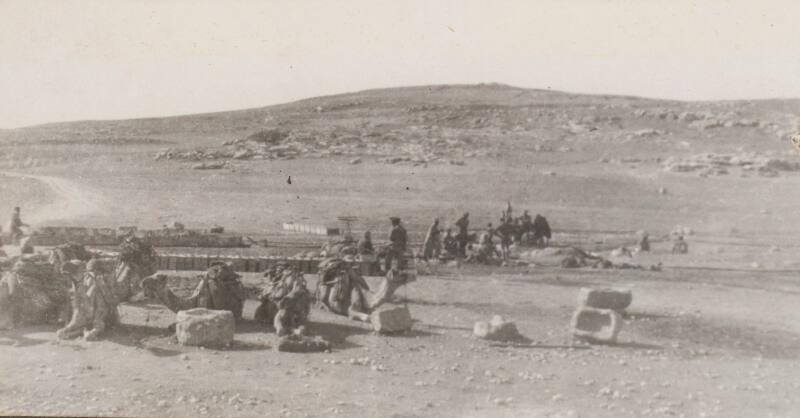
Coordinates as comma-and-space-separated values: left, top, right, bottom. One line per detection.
1, 84, 800, 417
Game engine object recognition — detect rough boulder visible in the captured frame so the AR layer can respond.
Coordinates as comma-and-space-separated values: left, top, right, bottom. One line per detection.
577, 287, 632, 313
175, 308, 235, 347
370, 304, 413, 334
571, 307, 622, 344
473, 315, 525, 341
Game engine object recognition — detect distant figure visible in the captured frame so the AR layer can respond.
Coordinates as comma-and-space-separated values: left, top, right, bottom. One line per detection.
422, 218, 442, 260
494, 219, 514, 260
485, 223, 495, 245
442, 228, 458, 257
521, 210, 532, 226
384, 217, 407, 271
455, 213, 470, 257
8, 207, 28, 245
672, 235, 688, 254
357, 231, 374, 256
532, 214, 552, 248
639, 232, 650, 252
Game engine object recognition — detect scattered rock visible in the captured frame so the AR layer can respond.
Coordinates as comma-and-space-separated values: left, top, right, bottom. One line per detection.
370, 304, 413, 334
571, 307, 622, 344
175, 308, 235, 347
349, 158, 362, 165
192, 161, 227, 170
276, 335, 331, 353
473, 315, 526, 342
577, 288, 633, 313
232, 149, 253, 160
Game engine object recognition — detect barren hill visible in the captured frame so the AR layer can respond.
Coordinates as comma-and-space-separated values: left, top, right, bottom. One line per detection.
2, 84, 798, 163
1, 83, 799, 237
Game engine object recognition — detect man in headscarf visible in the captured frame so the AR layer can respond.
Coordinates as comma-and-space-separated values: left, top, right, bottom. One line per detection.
422, 218, 442, 260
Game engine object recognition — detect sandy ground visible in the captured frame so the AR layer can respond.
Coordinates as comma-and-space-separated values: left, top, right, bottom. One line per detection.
1, 265, 799, 418
1, 156, 800, 417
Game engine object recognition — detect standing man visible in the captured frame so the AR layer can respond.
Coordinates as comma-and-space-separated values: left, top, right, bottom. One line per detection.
495, 218, 514, 260
384, 217, 407, 271
442, 228, 458, 257
455, 212, 470, 257
422, 218, 442, 260
638, 231, 650, 252
9, 207, 28, 245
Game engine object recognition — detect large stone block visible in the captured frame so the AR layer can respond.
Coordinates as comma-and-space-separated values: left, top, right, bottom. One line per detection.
473, 315, 525, 341
571, 307, 622, 344
175, 308, 234, 347
370, 304, 413, 334
577, 287, 632, 312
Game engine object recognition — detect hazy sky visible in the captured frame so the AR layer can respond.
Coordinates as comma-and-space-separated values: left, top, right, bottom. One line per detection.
1, 0, 799, 128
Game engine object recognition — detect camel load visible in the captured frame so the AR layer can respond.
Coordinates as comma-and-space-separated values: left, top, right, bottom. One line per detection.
141, 262, 246, 320
254, 262, 312, 336
315, 257, 414, 323
56, 258, 121, 341
0, 236, 158, 338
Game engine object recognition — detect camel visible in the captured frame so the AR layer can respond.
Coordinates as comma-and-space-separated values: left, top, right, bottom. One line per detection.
141, 262, 246, 320
113, 236, 159, 301
0, 238, 158, 331
254, 263, 311, 336
56, 259, 120, 341
315, 257, 413, 322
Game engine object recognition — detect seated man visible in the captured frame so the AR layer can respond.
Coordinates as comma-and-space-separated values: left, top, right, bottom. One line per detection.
357, 231, 374, 256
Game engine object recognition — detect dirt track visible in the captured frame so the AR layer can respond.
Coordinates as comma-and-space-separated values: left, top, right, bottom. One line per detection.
1, 171, 105, 226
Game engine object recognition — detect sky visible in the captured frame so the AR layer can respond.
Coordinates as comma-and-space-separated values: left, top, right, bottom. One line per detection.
1, 0, 799, 128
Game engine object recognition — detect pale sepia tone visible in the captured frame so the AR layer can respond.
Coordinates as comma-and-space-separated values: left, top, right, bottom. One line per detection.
1, 1, 799, 418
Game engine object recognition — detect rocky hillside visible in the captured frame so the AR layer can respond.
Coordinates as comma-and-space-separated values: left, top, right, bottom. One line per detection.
1, 84, 799, 169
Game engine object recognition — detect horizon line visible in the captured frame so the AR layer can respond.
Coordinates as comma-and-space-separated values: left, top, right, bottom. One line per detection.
5, 82, 799, 131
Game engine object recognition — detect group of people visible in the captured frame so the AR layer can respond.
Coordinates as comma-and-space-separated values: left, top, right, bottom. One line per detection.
349, 203, 550, 268
354, 216, 409, 273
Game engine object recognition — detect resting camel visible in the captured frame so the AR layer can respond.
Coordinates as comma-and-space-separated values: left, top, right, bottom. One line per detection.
141, 262, 246, 320
315, 257, 413, 322
56, 259, 120, 341
254, 263, 311, 336
0, 238, 157, 330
